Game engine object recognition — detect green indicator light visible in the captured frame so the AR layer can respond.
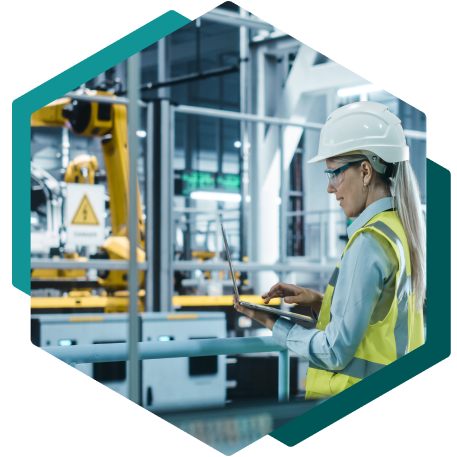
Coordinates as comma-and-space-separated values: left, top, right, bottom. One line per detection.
217, 175, 240, 192
182, 171, 215, 194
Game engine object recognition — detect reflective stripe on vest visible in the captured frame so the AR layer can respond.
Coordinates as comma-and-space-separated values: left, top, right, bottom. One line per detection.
309, 357, 386, 380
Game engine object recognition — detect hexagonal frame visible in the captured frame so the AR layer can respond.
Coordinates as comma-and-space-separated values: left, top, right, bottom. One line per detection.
13, 8, 451, 450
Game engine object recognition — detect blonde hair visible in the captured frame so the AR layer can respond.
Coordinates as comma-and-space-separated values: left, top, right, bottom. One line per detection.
332, 153, 426, 312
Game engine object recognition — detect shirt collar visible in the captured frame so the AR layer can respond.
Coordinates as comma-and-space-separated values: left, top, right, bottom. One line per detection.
347, 197, 394, 239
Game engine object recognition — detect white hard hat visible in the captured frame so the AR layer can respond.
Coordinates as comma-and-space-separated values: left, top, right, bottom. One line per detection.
308, 101, 409, 168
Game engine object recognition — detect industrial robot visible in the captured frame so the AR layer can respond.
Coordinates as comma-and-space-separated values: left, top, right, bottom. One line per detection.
31, 89, 145, 312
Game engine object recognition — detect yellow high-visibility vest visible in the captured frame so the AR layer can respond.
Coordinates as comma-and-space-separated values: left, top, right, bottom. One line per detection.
305, 210, 424, 400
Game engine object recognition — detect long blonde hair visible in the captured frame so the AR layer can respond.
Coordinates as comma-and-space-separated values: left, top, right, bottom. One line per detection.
332, 153, 426, 312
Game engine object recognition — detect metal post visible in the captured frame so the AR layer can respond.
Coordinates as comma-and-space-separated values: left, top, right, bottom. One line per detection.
169, 104, 175, 308
215, 211, 221, 260
158, 37, 169, 99
145, 102, 154, 312
61, 128, 69, 169
278, 349, 290, 402
127, 53, 140, 404
279, 125, 288, 308
301, 128, 306, 256
320, 213, 326, 263
160, 100, 172, 312
239, 7, 249, 276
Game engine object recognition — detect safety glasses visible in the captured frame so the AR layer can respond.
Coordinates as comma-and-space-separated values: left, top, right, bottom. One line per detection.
324, 160, 364, 188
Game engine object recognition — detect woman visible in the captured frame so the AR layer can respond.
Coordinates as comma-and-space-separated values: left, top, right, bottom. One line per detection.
234, 101, 426, 400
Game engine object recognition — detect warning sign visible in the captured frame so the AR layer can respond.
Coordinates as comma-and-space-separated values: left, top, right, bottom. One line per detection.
66, 184, 105, 247
72, 194, 99, 225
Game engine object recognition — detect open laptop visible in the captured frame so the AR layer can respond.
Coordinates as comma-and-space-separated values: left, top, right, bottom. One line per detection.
220, 224, 313, 323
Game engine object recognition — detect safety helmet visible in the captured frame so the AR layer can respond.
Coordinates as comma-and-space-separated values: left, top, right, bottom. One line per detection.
308, 101, 409, 174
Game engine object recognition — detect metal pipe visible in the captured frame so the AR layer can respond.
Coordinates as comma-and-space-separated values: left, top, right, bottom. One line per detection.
279, 125, 287, 265
202, 9, 275, 31
30, 259, 336, 273
173, 260, 336, 273
403, 129, 426, 140
157, 36, 169, 99
278, 349, 290, 402
160, 100, 172, 312
31, 259, 147, 270
174, 105, 426, 139
174, 105, 322, 128
145, 102, 154, 312
239, 8, 249, 270
62, 92, 147, 107
127, 53, 140, 404
215, 212, 222, 261
173, 207, 240, 214
58, 96, 422, 145
46, 336, 290, 402
168, 101, 175, 311
175, 217, 241, 226
279, 125, 287, 309
44, 336, 284, 364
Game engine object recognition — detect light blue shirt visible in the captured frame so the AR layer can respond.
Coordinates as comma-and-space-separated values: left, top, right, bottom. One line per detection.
272, 197, 398, 371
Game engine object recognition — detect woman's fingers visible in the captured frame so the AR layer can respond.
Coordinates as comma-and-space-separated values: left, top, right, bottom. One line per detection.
263, 291, 284, 299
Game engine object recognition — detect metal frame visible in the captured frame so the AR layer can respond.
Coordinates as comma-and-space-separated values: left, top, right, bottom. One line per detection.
145, 103, 154, 312
127, 53, 141, 404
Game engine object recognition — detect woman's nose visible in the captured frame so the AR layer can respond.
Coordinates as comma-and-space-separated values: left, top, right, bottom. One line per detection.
327, 181, 336, 194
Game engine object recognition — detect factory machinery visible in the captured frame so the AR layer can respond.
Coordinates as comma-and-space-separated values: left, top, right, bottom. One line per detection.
31, 89, 146, 313
30, 90, 280, 316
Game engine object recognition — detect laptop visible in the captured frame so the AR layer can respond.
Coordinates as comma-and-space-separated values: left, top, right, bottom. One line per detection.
220, 224, 313, 323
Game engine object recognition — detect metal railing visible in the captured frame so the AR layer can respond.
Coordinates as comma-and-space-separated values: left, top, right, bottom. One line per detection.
44, 336, 290, 402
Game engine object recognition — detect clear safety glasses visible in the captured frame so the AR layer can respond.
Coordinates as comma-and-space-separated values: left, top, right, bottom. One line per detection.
324, 160, 364, 188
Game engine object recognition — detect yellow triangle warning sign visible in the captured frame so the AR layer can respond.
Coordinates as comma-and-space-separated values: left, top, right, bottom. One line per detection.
71, 194, 99, 225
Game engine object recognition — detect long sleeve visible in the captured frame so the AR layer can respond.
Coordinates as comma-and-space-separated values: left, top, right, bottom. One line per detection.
272, 232, 395, 371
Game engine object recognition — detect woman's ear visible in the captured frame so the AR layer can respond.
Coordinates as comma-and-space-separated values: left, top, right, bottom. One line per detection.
361, 161, 373, 185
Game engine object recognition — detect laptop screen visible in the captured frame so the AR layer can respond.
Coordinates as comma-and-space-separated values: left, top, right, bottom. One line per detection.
221, 223, 240, 304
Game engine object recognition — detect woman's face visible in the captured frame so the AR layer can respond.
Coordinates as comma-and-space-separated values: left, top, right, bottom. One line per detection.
326, 159, 370, 218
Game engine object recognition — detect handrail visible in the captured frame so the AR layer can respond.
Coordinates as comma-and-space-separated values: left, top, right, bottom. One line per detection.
43, 336, 290, 402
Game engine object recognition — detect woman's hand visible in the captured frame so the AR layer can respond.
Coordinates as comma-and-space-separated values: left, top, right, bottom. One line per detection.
232, 295, 278, 331
262, 282, 323, 314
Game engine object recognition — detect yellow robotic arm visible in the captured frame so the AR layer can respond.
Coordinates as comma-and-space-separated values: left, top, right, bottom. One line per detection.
31, 91, 146, 290
31, 98, 71, 128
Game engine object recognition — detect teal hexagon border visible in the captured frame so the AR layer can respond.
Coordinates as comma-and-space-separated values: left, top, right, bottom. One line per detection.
270, 159, 451, 446
13, 8, 451, 451
12, 10, 191, 295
